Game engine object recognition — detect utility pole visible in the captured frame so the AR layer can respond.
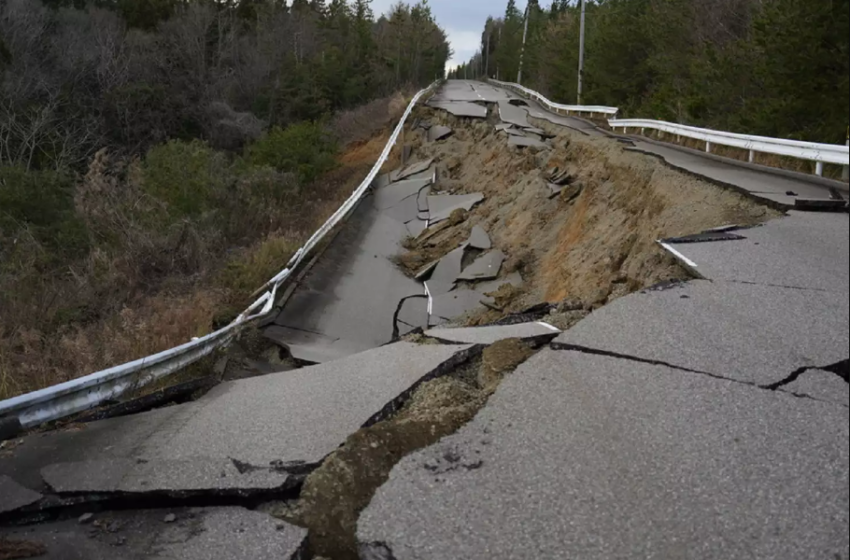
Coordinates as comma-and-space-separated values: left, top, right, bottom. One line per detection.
578, 0, 586, 104
517, 4, 530, 84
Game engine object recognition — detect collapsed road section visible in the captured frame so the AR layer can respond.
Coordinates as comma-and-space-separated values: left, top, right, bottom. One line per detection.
2, 79, 848, 559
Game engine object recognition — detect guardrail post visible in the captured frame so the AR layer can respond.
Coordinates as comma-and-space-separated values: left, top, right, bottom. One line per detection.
816, 161, 824, 177
706, 141, 711, 153
748, 150, 755, 163
844, 135, 849, 181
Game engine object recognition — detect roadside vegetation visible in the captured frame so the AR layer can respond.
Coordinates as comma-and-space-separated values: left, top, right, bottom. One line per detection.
453, 0, 849, 146
0, 0, 449, 399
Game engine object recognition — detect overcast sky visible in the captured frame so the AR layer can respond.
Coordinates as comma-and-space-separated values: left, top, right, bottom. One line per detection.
371, 0, 533, 71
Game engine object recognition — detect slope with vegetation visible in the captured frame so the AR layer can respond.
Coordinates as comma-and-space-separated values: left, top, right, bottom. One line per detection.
0, 0, 450, 399
452, 0, 849, 145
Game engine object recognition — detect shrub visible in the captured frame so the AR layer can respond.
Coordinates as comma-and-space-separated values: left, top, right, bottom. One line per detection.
246, 121, 338, 184
0, 165, 89, 260
142, 139, 231, 218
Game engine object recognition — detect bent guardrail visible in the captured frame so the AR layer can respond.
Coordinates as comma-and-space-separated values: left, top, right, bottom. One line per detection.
609, 118, 850, 177
0, 81, 441, 431
489, 79, 619, 118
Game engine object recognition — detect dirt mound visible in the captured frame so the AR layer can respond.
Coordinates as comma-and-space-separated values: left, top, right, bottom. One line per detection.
399, 106, 780, 321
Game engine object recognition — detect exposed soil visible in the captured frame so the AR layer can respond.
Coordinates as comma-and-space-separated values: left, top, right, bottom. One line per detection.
398, 106, 781, 325
276, 339, 536, 560
0, 538, 46, 560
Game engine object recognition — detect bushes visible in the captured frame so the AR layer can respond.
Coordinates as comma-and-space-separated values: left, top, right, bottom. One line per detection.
247, 121, 338, 183
142, 140, 231, 218
0, 165, 89, 260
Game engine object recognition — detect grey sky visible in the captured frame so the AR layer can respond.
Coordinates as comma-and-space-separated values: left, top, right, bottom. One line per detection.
371, 0, 533, 71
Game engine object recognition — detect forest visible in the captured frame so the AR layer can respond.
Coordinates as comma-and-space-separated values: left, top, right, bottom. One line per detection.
0, 0, 449, 397
451, 0, 850, 145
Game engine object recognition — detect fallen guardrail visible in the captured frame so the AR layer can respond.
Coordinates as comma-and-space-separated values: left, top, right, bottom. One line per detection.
489, 78, 619, 118
609, 118, 850, 177
0, 81, 441, 431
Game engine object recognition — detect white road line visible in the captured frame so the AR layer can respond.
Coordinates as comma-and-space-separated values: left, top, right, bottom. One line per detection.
658, 241, 698, 268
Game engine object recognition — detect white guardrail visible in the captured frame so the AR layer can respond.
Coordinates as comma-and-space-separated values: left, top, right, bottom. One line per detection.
0, 81, 441, 431
489, 79, 619, 118
609, 118, 850, 176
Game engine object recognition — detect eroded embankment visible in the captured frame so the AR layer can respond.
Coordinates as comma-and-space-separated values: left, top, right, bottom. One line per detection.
396, 106, 780, 328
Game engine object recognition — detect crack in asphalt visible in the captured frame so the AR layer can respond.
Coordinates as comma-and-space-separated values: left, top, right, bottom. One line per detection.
550, 343, 847, 406
724, 279, 839, 294
763, 358, 850, 390
391, 295, 428, 340
550, 341, 755, 387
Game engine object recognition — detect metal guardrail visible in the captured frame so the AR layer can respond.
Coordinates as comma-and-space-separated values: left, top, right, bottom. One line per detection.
610, 119, 850, 177
0, 81, 441, 431
489, 78, 619, 117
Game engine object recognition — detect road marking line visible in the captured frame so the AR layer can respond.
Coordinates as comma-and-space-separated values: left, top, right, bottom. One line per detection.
537, 322, 562, 333
659, 241, 698, 268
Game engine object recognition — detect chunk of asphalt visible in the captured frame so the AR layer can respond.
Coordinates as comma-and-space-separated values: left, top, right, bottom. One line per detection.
428, 101, 488, 119
475, 271, 524, 294
0, 475, 42, 513
508, 135, 550, 150
132, 342, 473, 469
358, 349, 850, 558
427, 194, 485, 224
154, 508, 306, 560
264, 325, 373, 365
494, 123, 512, 132
425, 323, 561, 345
468, 225, 492, 250
424, 280, 456, 300
396, 159, 435, 181
428, 125, 453, 142
429, 246, 466, 288
382, 194, 420, 224
405, 219, 428, 238
431, 288, 495, 324
372, 178, 433, 211
41, 457, 294, 495
548, 183, 567, 198
781, 369, 850, 407
504, 128, 525, 136
396, 297, 429, 337
457, 250, 505, 282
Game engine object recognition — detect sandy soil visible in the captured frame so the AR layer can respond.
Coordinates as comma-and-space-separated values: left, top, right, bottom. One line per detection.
400, 106, 781, 324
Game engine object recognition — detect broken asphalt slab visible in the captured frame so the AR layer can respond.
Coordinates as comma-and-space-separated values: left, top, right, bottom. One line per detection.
0, 507, 306, 560
427, 100, 488, 119
468, 225, 492, 250
1, 343, 471, 497
372, 178, 433, 211
555, 280, 849, 387
0, 475, 42, 513
668, 212, 849, 293
424, 322, 560, 345
457, 250, 505, 282
40, 457, 293, 495
430, 288, 495, 326
427, 125, 453, 142
427, 194, 485, 224
359, 348, 850, 559
394, 159, 435, 182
